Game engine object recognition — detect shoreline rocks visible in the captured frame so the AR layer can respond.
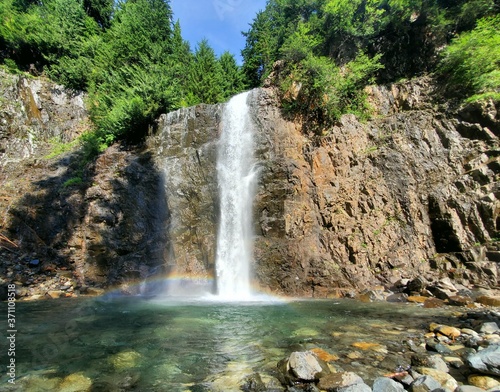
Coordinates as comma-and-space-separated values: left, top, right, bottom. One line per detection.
271, 315, 500, 392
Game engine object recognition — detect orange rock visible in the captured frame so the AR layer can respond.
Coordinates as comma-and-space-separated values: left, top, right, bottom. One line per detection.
476, 296, 500, 307
351, 342, 387, 353
407, 295, 428, 303
430, 323, 461, 339
424, 298, 445, 308
310, 348, 339, 362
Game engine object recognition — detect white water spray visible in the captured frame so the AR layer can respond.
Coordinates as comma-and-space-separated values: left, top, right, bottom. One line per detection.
215, 91, 258, 300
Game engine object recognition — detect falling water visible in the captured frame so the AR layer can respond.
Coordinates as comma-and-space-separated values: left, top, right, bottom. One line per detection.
215, 91, 258, 300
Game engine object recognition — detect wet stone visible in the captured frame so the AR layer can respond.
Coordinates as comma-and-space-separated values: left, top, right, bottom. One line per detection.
467, 374, 500, 390
411, 354, 449, 373
466, 345, 500, 376
288, 351, 329, 381
241, 373, 266, 392
480, 322, 499, 334
415, 367, 458, 391
409, 375, 442, 392
372, 377, 405, 392
317, 372, 364, 391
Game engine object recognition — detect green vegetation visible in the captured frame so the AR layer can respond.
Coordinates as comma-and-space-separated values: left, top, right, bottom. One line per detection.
439, 14, 500, 102
0, 0, 245, 159
1, 0, 498, 147
62, 176, 83, 188
242, 0, 499, 130
44, 138, 81, 159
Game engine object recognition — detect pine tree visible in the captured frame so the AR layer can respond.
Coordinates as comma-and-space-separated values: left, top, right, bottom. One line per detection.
187, 39, 224, 104
218, 51, 245, 100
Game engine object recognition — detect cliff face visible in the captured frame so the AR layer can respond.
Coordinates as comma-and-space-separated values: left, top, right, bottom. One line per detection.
0, 71, 87, 166
146, 81, 498, 296
251, 82, 499, 296
1, 71, 498, 297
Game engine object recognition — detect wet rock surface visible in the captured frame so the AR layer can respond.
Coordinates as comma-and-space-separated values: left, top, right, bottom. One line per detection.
271, 310, 500, 392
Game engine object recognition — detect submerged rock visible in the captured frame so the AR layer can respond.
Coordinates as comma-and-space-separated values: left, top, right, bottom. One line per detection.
58, 372, 92, 392
287, 351, 330, 381
316, 372, 364, 391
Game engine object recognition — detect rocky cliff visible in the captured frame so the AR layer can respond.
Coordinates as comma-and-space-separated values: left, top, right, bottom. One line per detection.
251, 81, 499, 296
145, 79, 499, 297
0, 70, 498, 298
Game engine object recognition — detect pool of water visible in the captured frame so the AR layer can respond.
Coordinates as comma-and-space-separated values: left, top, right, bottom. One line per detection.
0, 295, 455, 391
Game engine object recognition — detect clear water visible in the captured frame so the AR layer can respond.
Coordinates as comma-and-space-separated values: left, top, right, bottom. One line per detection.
215, 91, 258, 300
0, 295, 454, 391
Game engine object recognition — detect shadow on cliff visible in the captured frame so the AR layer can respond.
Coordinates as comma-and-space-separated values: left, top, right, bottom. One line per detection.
5, 142, 171, 289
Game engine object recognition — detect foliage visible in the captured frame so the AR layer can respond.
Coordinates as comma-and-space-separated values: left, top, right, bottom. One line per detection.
219, 51, 246, 101
242, 0, 499, 125
439, 15, 500, 101
0, 0, 247, 161
186, 39, 224, 105
62, 176, 83, 188
280, 52, 383, 128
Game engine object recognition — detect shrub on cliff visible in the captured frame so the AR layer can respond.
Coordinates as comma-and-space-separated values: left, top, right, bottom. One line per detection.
438, 15, 500, 102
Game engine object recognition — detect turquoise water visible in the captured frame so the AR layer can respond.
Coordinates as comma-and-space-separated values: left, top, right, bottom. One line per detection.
0, 295, 454, 391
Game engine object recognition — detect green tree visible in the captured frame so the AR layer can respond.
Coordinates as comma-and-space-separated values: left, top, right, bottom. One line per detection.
187, 39, 224, 104
87, 0, 177, 148
218, 51, 245, 100
83, 0, 113, 29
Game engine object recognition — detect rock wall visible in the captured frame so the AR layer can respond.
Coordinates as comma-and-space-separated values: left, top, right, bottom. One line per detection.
251, 82, 499, 296
147, 104, 222, 278
0, 70, 498, 297
144, 82, 498, 297
0, 71, 87, 167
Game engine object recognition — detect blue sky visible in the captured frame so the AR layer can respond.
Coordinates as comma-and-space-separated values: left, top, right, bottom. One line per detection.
170, 0, 268, 64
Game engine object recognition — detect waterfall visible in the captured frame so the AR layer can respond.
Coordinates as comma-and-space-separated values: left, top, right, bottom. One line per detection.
215, 91, 258, 300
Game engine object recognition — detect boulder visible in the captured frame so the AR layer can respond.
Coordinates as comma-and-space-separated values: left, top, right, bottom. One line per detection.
415, 367, 458, 391
466, 345, 500, 376
278, 351, 329, 385
476, 296, 500, 307
457, 385, 490, 392
430, 323, 461, 340
409, 375, 442, 392
467, 374, 500, 390
480, 322, 499, 334
411, 353, 449, 372
241, 373, 266, 392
